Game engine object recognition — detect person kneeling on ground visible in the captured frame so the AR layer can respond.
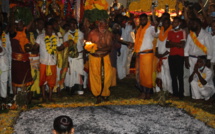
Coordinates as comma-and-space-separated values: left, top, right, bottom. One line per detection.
189, 56, 215, 100
53, 115, 74, 134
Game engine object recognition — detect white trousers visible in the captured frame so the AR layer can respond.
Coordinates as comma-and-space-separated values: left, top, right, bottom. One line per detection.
155, 59, 172, 93
0, 70, 9, 98
65, 58, 84, 88
117, 45, 128, 79
189, 57, 199, 98
183, 66, 190, 96
191, 81, 215, 100
126, 49, 134, 75
83, 71, 88, 89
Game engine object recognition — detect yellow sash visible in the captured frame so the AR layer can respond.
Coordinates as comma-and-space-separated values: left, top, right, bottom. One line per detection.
158, 26, 172, 42
134, 22, 150, 52
46, 65, 52, 76
190, 31, 207, 54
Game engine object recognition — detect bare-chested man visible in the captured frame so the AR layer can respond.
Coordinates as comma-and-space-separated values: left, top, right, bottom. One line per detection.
87, 20, 113, 104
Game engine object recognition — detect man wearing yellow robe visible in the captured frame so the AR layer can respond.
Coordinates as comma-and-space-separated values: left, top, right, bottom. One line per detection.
86, 20, 113, 104
134, 14, 159, 99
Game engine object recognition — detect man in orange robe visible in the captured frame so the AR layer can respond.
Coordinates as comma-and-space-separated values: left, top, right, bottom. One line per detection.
87, 20, 113, 104
134, 14, 159, 99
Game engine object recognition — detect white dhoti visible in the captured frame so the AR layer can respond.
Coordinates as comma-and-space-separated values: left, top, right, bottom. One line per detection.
9, 69, 12, 94
190, 66, 215, 100
0, 69, 9, 98
155, 58, 172, 93
117, 45, 128, 79
189, 57, 198, 74
191, 81, 215, 100
189, 57, 198, 98
83, 71, 88, 89
65, 57, 84, 88
126, 48, 134, 75
183, 66, 190, 96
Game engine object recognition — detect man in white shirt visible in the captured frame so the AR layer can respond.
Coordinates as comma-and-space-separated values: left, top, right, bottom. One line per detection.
36, 22, 66, 102
155, 18, 172, 94
185, 18, 213, 98
64, 19, 84, 94
49, 18, 65, 93
117, 16, 134, 79
0, 30, 11, 99
185, 18, 213, 72
135, 13, 159, 99
189, 56, 215, 100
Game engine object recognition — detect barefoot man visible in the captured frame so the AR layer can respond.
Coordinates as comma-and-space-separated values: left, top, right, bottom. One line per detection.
86, 20, 113, 104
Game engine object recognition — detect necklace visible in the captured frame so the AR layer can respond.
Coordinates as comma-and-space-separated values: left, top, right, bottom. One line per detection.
68, 29, 79, 44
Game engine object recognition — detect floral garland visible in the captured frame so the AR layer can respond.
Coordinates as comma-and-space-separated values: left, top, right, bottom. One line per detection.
129, 0, 183, 12
190, 31, 207, 54
44, 34, 57, 55
85, 0, 108, 10
158, 26, 172, 42
0, 98, 215, 134
68, 29, 79, 58
1, 32, 6, 48
68, 29, 79, 44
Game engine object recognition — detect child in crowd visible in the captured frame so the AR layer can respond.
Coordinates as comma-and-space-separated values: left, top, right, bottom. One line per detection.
53, 115, 74, 134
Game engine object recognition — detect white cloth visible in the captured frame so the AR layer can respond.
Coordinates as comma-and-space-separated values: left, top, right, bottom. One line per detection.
126, 48, 134, 75
0, 34, 11, 98
0, 34, 11, 71
210, 36, 215, 63
36, 33, 61, 65
184, 29, 213, 60
0, 70, 8, 98
183, 66, 190, 96
64, 30, 84, 87
155, 37, 172, 93
139, 25, 159, 52
117, 45, 128, 79
156, 58, 172, 93
117, 23, 134, 79
55, 32, 64, 89
83, 71, 88, 89
188, 57, 198, 76
126, 30, 135, 75
156, 38, 169, 57
190, 67, 215, 100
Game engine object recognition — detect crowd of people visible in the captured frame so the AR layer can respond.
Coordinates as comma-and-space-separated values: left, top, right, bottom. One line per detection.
0, 0, 215, 105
